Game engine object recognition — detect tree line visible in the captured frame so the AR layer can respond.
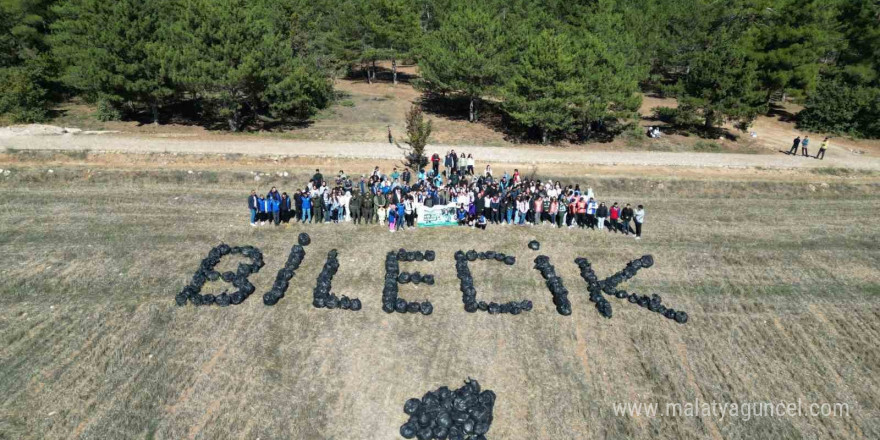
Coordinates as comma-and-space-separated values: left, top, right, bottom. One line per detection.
1, 0, 877, 139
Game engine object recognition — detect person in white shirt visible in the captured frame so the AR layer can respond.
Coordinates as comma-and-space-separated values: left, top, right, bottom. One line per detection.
634, 205, 645, 239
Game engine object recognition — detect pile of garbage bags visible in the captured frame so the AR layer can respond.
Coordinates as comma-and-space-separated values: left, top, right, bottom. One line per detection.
454, 250, 531, 315
263, 244, 306, 306
533, 255, 571, 315
383, 249, 434, 315
399, 378, 495, 440
312, 249, 361, 311
176, 244, 263, 307
575, 255, 688, 324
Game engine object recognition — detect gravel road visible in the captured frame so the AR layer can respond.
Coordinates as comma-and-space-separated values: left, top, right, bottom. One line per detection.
2, 132, 878, 170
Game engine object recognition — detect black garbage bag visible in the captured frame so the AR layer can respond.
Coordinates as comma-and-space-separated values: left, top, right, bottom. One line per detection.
528, 240, 540, 250
466, 250, 478, 261
398, 272, 411, 284
425, 250, 436, 261
615, 290, 628, 299
201, 294, 216, 305
487, 303, 500, 314
400, 422, 417, 439
493, 253, 504, 262
383, 301, 395, 313
407, 301, 421, 313
422, 274, 435, 285
296, 232, 310, 246
220, 271, 236, 283
263, 293, 279, 306
350, 298, 362, 311
416, 427, 432, 440
206, 271, 220, 282
675, 310, 688, 324
477, 301, 488, 311
175, 292, 188, 306
395, 298, 408, 313
448, 427, 464, 440
664, 308, 676, 319
503, 256, 516, 265
462, 419, 475, 434
628, 294, 639, 303
215, 293, 231, 307
474, 421, 490, 435
411, 272, 423, 284
414, 251, 424, 261
325, 295, 339, 309
437, 412, 452, 428
433, 425, 448, 439
340, 296, 351, 309
557, 303, 572, 315
640, 254, 654, 268
404, 398, 421, 415
230, 291, 245, 305
520, 300, 533, 311
464, 301, 478, 313
420, 301, 433, 315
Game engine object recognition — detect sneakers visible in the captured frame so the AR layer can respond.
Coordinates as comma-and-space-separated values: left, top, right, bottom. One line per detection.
250, 223, 256, 227
635, 236, 641, 240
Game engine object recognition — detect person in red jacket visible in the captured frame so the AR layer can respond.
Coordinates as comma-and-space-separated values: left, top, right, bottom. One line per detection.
609, 202, 621, 233
431, 153, 440, 176
575, 197, 587, 228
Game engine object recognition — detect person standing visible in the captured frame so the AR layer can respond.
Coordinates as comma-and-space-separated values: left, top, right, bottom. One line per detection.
312, 169, 323, 188
801, 136, 810, 157
816, 138, 828, 160
270, 194, 281, 226
361, 189, 373, 224
248, 190, 259, 226
576, 197, 587, 228
467, 154, 475, 175
258, 195, 268, 226
431, 152, 440, 176
300, 193, 312, 223
587, 198, 598, 229
350, 190, 362, 224
609, 202, 620, 232
634, 205, 645, 239
280, 192, 291, 223
557, 195, 567, 228
596, 201, 608, 231
789, 136, 801, 155
620, 203, 634, 235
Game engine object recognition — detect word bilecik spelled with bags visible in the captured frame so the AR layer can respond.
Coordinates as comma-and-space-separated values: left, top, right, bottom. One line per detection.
176, 235, 688, 324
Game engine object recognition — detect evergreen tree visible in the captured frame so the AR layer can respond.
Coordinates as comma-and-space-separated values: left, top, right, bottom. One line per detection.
161, 0, 332, 131
396, 105, 432, 170
357, 0, 422, 84
0, 0, 56, 122
676, 32, 767, 131
500, 28, 583, 143
51, 0, 173, 123
417, 2, 506, 122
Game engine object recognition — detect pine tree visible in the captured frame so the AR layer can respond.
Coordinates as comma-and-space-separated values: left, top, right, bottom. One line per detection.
417, 2, 506, 122
51, 0, 174, 123
161, 0, 332, 131
0, 0, 56, 122
397, 105, 432, 170
357, 0, 422, 84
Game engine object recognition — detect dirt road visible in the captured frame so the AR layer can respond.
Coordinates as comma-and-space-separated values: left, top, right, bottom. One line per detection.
1, 132, 878, 170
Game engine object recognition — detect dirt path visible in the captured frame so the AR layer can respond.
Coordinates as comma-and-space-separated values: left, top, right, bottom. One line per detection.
2, 133, 878, 170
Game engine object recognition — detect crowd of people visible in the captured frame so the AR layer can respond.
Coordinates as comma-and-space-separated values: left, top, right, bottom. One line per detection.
246, 151, 647, 239
787, 135, 830, 159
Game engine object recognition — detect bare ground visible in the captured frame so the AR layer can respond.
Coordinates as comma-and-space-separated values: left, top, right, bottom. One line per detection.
0, 154, 878, 440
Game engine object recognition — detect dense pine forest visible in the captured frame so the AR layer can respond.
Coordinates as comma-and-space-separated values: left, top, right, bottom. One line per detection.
1, 0, 877, 139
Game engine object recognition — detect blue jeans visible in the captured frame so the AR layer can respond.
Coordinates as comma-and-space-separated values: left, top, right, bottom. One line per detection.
250, 209, 257, 224
506, 208, 514, 224
518, 212, 526, 224
302, 209, 312, 223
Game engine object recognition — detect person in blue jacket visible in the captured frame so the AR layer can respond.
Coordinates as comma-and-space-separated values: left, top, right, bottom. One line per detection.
248, 190, 259, 226
257, 195, 267, 225
300, 193, 312, 223
269, 194, 281, 225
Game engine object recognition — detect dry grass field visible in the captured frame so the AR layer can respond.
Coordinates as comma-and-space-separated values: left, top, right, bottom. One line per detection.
0, 151, 878, 440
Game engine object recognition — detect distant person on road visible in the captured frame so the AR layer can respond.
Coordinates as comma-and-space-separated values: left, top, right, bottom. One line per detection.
634, 205, 645, 239
801, 136, 810, 157
817, 138, 828, 160
789, 136, 801, 155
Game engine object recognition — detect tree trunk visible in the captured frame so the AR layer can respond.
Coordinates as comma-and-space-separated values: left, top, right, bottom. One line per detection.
392, 58, 397, 85
704, 109, 714, 130
541, 128, 548, 144
371, 60, 376, 82
468, 97, 476, 123
228, 107, 242, 132
366, 66, 371, 84
151, 101, 159, 125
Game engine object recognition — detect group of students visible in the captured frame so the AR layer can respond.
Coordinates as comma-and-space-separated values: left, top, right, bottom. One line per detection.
787, 135, 830, 159
246, 156, 647, 239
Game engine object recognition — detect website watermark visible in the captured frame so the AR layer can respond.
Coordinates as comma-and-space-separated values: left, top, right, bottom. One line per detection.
612, 398, 849, 421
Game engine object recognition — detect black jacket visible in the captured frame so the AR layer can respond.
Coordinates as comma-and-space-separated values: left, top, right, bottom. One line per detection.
621, 207, 634, 221
248, 195, 258, 210
596, 205, 609, 217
